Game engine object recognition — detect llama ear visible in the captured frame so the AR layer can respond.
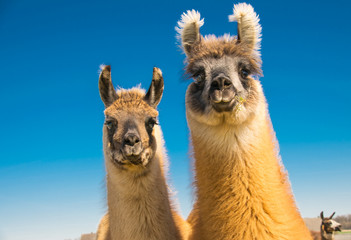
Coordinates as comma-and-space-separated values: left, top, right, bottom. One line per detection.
229, 3, 262, 54
144, 67, 164, 108
329, 212, 336, 219
99, 65, 118, 108
321, 211, 324, 219
176, 10, 204, 57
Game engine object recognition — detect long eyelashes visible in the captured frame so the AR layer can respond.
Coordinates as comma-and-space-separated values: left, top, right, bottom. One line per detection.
238, 61, 252, 80
104, 119, 117, 144
240, 68, 250, 79
191, 68, 206, 86
146, 117, 158, 132
105, 119, 118, 130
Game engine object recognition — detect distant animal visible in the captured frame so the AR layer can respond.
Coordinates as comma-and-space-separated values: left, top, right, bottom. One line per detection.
311, 211, 342, 240
176, 3, 312, 239
96, 66, 190, 240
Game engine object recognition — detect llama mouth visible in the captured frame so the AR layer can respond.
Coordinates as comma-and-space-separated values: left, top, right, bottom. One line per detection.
111, 152, 139, 167
110, 152, 123, 165
122, 154, 143, 165
113, 149, 152, 168
211, 99, 236, 112
112, 156, 127, 166
127, 156, 143, 165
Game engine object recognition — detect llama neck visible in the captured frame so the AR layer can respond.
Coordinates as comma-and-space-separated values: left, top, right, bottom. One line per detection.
321, 229, 334, 240
321, 233, 334, 240
188, 105, 311, 240
106, 154, 181, 240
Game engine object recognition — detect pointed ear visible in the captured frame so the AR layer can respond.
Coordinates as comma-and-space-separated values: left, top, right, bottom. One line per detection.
321, 211, 324, 219
229, 3, 262, 54
329, 212, 336, 219
144, 67, 164, 108
99, 65, 118, 108
176, 10, 204, 57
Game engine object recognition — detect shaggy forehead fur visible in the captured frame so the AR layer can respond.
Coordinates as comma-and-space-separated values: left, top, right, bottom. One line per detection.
176, 3, 263, 76
186, 37, 262, 76
104, 88, 158, 117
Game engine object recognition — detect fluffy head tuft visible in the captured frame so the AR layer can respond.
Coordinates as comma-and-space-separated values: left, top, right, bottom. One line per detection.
176, 10, 204, 55
116, 86, 145, 98
204, 34, 235, 42
99, 64, 110, 75
99, 64, 107, 71
228, 3, 262, 53
105, 87, 159, 117
113, 86, 147, 109
176, 10, 204, 39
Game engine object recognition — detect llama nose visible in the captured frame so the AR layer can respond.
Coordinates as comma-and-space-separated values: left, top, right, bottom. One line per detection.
122, 131, 143, 161
209, 75, 236, 112
210, 76, 233, 91
124, 133, 141, 147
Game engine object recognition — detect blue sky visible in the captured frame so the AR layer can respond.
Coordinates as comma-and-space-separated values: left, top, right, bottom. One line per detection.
0, 0, 350, 239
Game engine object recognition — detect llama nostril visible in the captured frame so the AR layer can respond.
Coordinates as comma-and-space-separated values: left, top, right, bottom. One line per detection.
211, 80, 220, 90
211, 77, 232, 91
223, 79, 232, 88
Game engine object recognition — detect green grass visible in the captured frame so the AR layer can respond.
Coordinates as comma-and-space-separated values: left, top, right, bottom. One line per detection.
336, 230, 351, 235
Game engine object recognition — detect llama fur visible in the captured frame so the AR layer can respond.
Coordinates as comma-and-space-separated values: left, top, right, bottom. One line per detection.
96, 66, 190, 240
176, 3, 312, 240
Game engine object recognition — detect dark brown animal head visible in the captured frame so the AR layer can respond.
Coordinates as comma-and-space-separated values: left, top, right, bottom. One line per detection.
320, 211, 342, 234
176, 4, 264, 126
99, 65, 164, 172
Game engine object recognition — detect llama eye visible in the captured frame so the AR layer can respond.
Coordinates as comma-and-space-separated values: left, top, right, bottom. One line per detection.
192, 69, 205, 85
195, 74, 205, 85
146, 118, 158, 130
240, 68, 250, 79
105, 120, 117, 130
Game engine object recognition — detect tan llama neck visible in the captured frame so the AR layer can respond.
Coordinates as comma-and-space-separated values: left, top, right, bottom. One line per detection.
321, 230, 335, 240
321, 226, 335, 240
187, 99, 312, 240
105, 126, 182, 240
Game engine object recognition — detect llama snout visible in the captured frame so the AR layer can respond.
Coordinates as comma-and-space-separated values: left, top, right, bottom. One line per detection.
122, 132, 143, 164
209, 75, 237, 112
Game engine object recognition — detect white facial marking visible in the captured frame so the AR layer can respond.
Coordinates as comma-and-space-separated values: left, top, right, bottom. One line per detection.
330, 220, 341, 229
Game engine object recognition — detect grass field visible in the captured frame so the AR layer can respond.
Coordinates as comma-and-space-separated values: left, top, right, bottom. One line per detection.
335, 235, 351, 240
335, 231, 351, 240
336, 230, 351, 235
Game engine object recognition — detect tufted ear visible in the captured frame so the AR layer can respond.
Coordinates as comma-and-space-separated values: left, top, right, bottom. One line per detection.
176, 10, 204, 57
229, 3, 262, 54
144, 67, 164, 109
321, 211, 324, 219
99, 65, 118, 108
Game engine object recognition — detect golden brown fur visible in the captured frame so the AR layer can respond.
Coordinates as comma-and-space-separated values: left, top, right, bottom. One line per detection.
186, 80, 312, 240
311, 230, 321, 240
177, 3, 313, 240
96, 66, 190, 240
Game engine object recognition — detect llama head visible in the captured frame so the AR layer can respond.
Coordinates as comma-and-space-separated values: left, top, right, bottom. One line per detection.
320, 211, 342, 233
176, 3, 263, 126
99, 65, 164, 172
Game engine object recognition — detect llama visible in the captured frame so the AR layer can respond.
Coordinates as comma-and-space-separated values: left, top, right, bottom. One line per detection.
318, 211, 342, 240
176, 3, 312, 239
96, 65, 190, 240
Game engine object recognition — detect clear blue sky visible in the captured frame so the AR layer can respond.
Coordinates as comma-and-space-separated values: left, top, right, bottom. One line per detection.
1, 0, 350, 239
